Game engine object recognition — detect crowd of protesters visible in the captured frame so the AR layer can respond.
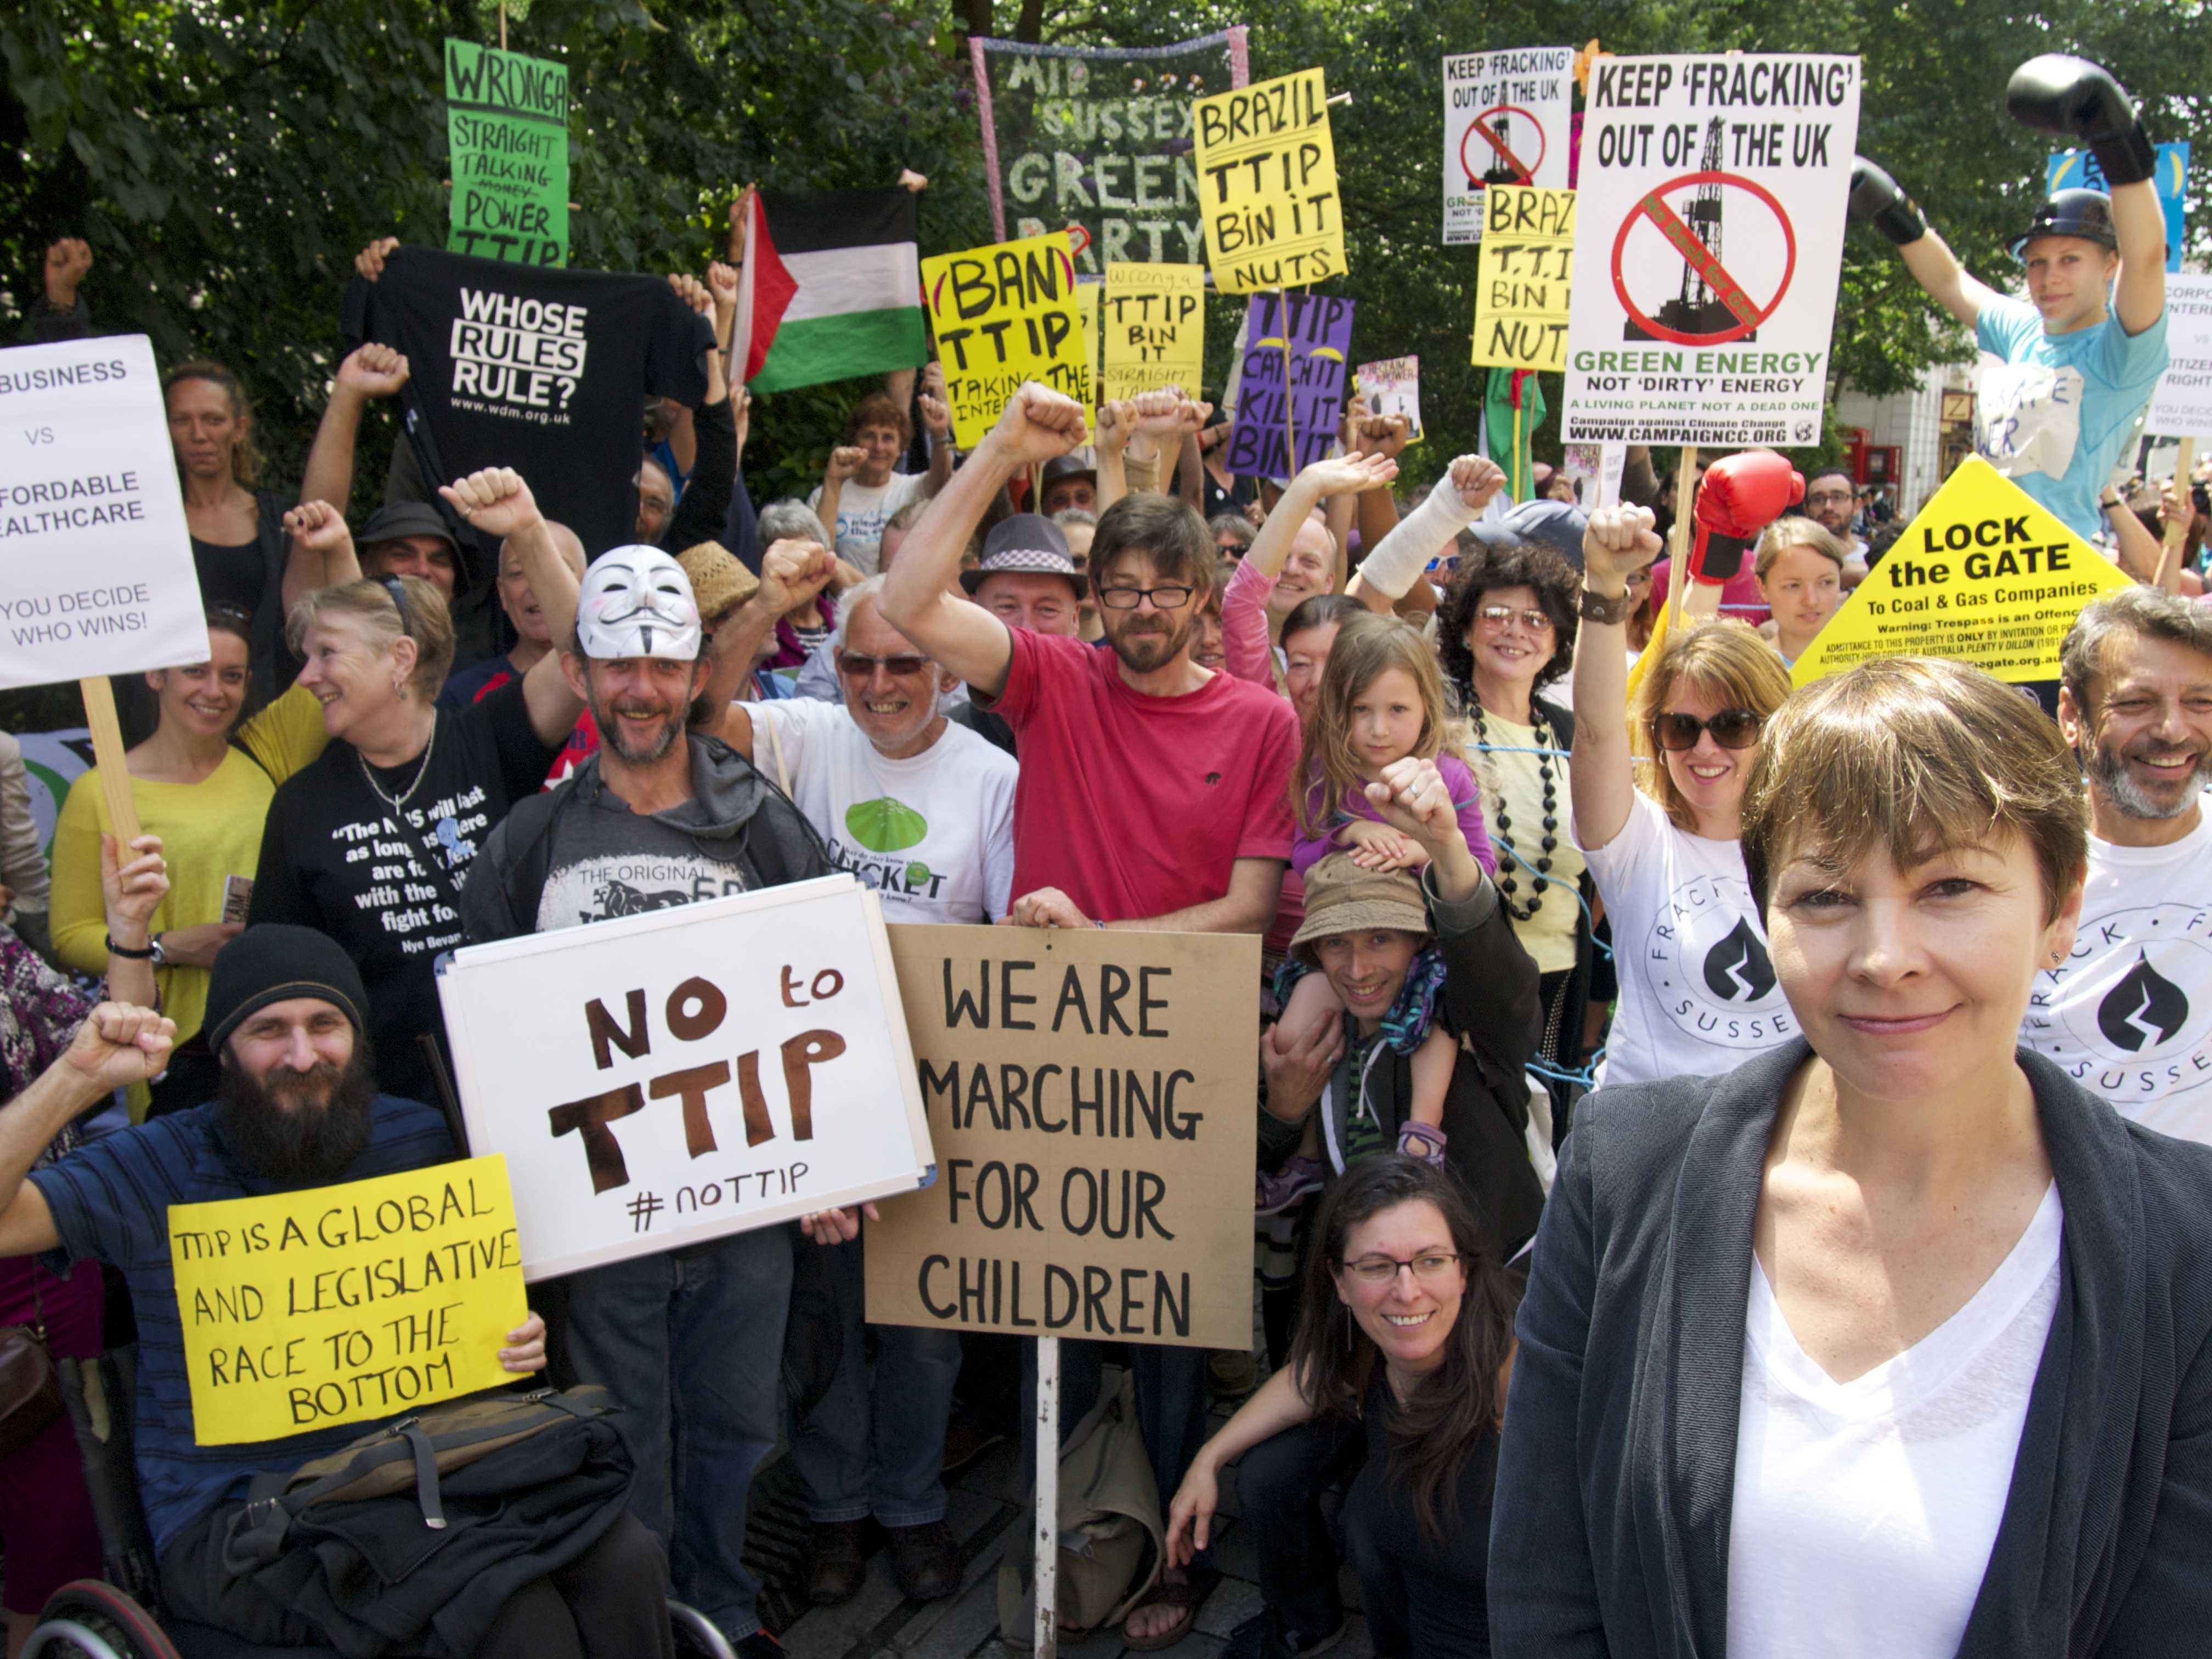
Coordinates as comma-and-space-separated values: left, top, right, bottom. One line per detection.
6, 44, 2212, 1659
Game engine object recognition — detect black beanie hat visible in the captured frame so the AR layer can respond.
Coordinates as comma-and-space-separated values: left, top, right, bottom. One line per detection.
203, 924, 370, 1059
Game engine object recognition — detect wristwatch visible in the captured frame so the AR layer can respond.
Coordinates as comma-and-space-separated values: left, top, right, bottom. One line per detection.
1579, 586, 1638, 626
106, 932, 163, 964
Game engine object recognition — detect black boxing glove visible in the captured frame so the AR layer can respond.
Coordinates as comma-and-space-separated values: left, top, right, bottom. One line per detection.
2006, 54, 2155, 187
1848, 157, 1927, 246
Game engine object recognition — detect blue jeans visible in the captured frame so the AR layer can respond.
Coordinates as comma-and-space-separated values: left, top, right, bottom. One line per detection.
562, 1224, 793, 1642
787, 1237, 962, 1527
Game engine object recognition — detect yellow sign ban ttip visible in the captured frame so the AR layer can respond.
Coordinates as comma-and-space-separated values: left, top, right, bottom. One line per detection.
1791, 458, 2133, 687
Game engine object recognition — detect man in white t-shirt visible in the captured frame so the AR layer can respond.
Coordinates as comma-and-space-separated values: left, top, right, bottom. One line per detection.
2025, 587, 2212, 1141
723, 577, 1015, 922
807, 390, 954, 575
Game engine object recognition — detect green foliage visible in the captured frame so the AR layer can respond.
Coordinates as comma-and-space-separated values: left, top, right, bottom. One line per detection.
0, 0, 991, 508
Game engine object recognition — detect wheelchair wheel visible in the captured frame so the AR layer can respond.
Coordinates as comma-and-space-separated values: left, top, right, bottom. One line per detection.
669, 1601, 738, 1659
24, 1579, 182, 1659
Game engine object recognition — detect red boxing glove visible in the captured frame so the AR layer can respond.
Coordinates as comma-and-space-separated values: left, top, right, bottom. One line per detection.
1690, 450, 1805, 584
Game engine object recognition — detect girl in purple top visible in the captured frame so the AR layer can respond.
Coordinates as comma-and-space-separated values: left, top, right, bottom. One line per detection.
1290, 613, 1494, 880
1272, 614, 1497, 1175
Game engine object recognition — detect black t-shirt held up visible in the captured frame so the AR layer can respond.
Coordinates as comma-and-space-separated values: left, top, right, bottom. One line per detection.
345, 246, 713, 560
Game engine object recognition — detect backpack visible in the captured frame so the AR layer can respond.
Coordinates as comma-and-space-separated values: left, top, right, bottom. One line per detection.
996, 1368, 1164, 1643
219, 1385, 621, 1567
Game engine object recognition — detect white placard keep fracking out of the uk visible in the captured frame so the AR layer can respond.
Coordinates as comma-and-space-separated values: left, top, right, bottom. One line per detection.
0, 335, 204, 690
1562, 55, 1861, 450
1441, 47, 1575, 245
436, 873, 935, 1282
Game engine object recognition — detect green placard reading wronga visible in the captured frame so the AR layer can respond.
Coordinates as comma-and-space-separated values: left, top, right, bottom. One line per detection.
445, 39, 569, 267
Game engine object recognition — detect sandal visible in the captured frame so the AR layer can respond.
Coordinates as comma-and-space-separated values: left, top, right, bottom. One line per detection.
1121, 1565, 1222, 1652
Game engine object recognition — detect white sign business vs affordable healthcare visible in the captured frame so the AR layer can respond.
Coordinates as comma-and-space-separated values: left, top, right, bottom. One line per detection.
1441, 47, 1575, 245
436, 874, 935, 1281
2146, 274, 2212, 439
1562, 55, 1861, 449
0, 336, 204, 691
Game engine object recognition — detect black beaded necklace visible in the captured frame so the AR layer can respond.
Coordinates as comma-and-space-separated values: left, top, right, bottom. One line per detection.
1468, 693, 1557, 921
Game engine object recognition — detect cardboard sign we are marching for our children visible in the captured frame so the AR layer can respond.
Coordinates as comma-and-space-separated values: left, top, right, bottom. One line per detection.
865, 924, 1259, 1350
436, 874, 934, 1281
1792, 458, 2132, 686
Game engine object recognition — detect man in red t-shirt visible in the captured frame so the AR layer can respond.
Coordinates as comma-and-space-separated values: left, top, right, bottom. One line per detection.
882, 384, 1297, 934
881, 382, 1295, 1646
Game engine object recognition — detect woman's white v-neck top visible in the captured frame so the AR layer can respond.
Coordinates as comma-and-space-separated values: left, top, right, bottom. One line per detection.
1726, 1183, 2062, 1658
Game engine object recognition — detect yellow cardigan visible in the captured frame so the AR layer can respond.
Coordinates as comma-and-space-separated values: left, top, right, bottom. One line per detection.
52, 684, 328, 1112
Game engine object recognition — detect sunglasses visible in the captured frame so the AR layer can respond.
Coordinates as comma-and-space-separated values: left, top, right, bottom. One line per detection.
838, 652, 929, 678
1476, 605, 1554, 633
1651, 709, 1763, 752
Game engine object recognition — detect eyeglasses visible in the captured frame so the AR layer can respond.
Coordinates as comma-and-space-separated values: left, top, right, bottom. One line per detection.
1651, 709, 1763, 751
1339, 1251, 1463, 1286
1476, 605, 1554, 634
1096, 584, 1195, 611
1805, 489, 1855, 507
837, 652, 929, 678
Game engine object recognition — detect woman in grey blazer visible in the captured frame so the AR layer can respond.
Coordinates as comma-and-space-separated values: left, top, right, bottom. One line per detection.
1491, 650, 2212, 1656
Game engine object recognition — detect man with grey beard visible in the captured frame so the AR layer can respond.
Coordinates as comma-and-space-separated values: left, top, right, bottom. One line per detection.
2022, 586, 2212, 1141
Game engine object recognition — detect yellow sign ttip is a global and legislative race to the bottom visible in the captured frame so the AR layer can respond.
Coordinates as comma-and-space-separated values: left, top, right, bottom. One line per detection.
167, 1156, 529, 1446
1791, 457, 2134, 687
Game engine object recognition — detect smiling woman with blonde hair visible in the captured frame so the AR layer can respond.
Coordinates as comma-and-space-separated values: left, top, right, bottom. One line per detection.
1571, 504, 1797, 1088
1494, 653, 2212, 1657
49, 501, 361, 1118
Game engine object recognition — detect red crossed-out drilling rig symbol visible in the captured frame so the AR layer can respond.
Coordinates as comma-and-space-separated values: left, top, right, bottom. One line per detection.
1611, 117, 1796, 347
1462, 104, 1547, 190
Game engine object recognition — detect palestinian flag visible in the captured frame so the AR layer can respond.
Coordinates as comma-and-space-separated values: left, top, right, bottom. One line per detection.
734, 189, 927, 393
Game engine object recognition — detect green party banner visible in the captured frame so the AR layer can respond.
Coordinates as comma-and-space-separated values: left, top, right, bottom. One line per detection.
446, 40, 569, 267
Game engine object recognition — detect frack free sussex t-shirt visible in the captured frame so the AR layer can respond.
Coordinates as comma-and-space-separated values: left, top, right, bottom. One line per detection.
248, 681, 561, 1105
2019, 812, 2212, 1144
346, 246, 713, 559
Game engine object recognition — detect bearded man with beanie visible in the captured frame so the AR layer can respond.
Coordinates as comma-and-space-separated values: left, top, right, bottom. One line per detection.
0, 926, 675, 1656
461, 543, 837, 1656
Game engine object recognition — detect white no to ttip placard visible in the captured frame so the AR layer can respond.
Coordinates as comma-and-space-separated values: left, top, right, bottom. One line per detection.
1441, 47, 1575, 245
2147, 274, 2212, 438
1564, 55, 1861, 449
436, 874, 934, 1282
0, 335, 202, 690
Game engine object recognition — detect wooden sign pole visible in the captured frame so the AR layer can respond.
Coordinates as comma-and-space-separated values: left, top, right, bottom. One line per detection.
78, 676, 142, 845
2154, 437, 2199, 594
1280, 287, 1297, 482
1662, 443, 1699, 636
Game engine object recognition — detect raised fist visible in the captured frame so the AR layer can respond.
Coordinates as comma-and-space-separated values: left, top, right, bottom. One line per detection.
439, 468, 540, 540
335, 342, 410, 400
